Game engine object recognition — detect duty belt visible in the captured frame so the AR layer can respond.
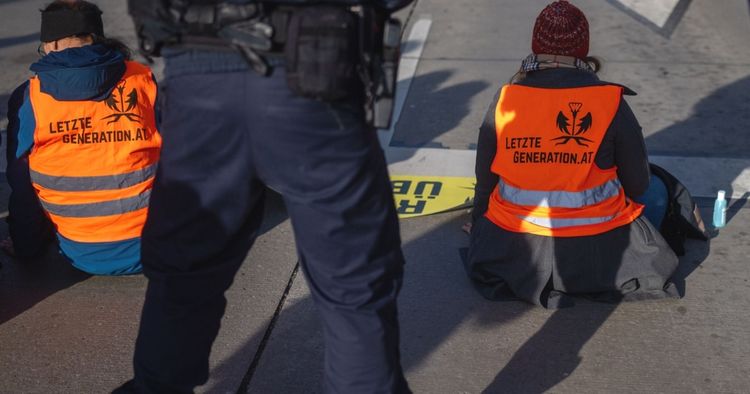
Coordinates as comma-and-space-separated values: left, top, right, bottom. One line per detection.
176, 2, 280, 75
180, 3, 259, 28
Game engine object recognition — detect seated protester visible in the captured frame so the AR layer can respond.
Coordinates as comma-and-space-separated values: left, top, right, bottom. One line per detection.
465, 0, 679, 308
3, 0, 161, 275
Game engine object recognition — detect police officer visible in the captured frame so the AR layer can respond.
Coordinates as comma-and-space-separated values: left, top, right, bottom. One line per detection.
117, 1, 413, 393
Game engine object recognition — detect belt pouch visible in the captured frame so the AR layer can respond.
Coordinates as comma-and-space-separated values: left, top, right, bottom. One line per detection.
284, 6, 359, 101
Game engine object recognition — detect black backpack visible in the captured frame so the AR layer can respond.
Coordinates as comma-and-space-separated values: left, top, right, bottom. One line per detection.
650, 163, 709, 256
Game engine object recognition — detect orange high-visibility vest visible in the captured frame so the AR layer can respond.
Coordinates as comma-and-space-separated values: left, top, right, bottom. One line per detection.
485, 84, 643, 237
28, 61, 162, 243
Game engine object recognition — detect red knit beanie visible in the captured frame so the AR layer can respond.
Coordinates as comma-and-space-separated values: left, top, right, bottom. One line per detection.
531, 0, 589, 59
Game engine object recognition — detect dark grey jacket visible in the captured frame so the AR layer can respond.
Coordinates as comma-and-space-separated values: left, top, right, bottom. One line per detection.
466, 68, 679, 308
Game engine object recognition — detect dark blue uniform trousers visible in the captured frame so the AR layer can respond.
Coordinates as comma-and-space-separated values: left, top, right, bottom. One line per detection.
131, 51, 410, 394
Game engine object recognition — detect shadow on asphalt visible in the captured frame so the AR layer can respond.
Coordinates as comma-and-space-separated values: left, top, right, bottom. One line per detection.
205, 298, 320, 394
0, 243, 91, 325
257, 189, 288, 235
645, 74, 750, 198
483, 303, 616, 394
670, 236, 711, 299
727, 193, 750, 224
389, 68, 490, 150
0, 32, 38, 50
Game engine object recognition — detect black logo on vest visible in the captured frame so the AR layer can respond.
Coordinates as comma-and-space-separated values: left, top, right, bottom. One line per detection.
552, 102, 592, 147
102, 82, 141, 124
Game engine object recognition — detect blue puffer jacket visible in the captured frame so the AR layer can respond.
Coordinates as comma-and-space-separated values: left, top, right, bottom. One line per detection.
5, 44, 150, 275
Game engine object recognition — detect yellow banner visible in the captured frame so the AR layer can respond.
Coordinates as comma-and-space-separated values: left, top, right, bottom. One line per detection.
391, 175, 476, 218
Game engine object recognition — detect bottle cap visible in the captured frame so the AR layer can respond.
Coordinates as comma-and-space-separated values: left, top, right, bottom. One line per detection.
717, 190, 726, 200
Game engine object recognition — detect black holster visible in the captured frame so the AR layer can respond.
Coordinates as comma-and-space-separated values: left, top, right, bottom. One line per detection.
270, 5, 401, 128
366, 16, 402, 129
283, 6, 361, 101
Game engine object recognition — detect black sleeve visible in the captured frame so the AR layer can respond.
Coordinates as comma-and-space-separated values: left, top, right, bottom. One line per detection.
610, 98, 650, 197
472, 89, 501, 222
5, 83, 55, 258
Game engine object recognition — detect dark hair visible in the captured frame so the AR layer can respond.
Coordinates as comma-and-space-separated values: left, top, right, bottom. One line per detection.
93, 36, 133, 60
42, 0, 132, 60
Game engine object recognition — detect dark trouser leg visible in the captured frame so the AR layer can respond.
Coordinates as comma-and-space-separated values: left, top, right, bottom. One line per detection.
284, 173, 409, 394
131, 71, 263, 393
5, 112, 53, 258
6, 158, 54, 259
252, 70, 410, 393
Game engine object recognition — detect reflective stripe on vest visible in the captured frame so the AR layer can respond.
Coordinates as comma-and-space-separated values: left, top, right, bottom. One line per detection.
498, 178, 622, 209
518, 213, 618, 229
40, 190, 151, 218
30, 164, 156, 192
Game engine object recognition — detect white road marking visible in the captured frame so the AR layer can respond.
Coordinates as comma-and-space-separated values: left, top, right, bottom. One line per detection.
378, 17, 432, 147
611, 0, 681, 28
386, 147, 476, 177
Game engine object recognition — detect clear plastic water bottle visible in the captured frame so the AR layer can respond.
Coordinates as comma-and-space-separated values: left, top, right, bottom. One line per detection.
712, 190, 727, 229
